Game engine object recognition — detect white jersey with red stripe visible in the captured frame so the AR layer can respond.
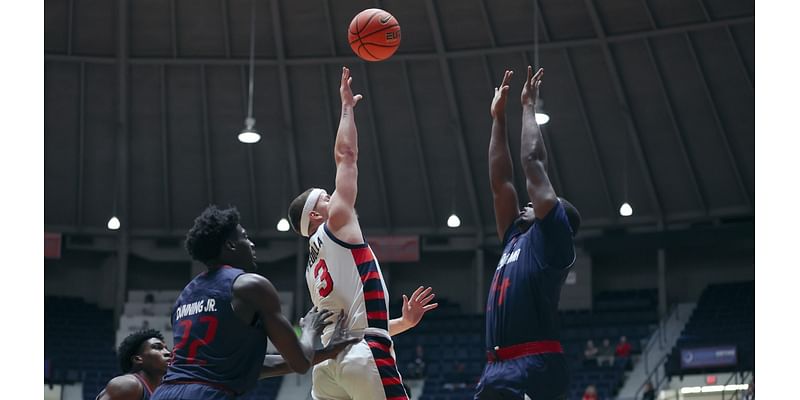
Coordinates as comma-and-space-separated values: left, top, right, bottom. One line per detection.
305, 223, 391, 346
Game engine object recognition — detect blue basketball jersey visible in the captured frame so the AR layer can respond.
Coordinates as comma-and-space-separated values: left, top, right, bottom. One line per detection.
161, 266, 267, 395
485, 201, 576, 349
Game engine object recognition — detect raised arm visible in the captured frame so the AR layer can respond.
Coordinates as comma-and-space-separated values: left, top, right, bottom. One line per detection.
328, 66, 364, 242
489, 70, 521, 240
520, 66, 558, 219
233, 274, 332, 374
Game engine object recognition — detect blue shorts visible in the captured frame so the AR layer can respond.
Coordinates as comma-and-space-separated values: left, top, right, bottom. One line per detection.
151, 383, 235, 400
474, 354, 569, 400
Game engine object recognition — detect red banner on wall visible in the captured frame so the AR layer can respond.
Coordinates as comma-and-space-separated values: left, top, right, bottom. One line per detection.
44, 232, 62, 259
368, 236, 419, 262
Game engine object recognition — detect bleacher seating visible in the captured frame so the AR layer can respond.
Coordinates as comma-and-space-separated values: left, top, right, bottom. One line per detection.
665, 281, 754, 377
45, 296, 118, 400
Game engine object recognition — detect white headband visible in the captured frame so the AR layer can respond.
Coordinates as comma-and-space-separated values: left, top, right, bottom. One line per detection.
300, 188, 325, 237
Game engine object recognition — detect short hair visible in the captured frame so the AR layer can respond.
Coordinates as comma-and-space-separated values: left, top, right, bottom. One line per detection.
118, 329, 164, 373
559, 197, 582, 236
185, 205, 240, 263
288, 188, 315, 235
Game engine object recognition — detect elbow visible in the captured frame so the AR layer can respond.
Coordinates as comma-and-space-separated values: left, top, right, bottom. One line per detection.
335, 148, 357, 164
521, 151, 544, 167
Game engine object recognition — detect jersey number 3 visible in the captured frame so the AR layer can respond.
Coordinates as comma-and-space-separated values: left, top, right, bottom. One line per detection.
314, 260, 334, 297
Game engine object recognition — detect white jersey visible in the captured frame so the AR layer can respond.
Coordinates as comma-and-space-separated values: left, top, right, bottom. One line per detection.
305, 223, 391, 345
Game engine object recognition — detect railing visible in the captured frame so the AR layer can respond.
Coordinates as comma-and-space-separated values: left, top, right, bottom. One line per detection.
632, 353, 670, 400
642, 303, 681, 375
722, 369, 751, 400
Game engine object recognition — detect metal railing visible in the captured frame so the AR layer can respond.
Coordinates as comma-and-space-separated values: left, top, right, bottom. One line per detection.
722, 369, 751, 400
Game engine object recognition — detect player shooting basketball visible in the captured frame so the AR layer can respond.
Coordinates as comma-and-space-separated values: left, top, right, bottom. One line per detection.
287, 66, 438, 400
475, 67, 582, 400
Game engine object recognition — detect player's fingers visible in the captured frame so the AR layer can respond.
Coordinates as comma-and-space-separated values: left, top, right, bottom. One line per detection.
402, 294, 409, 306
354, 94, 363, 102
420, 293, 436, 305
418, 286, 433, 299
422, 303, 439, 311
411, 286, 424, 300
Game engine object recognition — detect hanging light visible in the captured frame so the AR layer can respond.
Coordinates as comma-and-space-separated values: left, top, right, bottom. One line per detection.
447, 214, 461, 228
276, 218, 290, 232
532, 0, 549, 126
107, 216, 121, 230
619, 202, 633, 217
238, 0, 260, 144
238, 117, 261, 144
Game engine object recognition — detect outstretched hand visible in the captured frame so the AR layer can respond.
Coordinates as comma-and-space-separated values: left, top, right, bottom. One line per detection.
490, 70, 514, 119
315, 310, 360, 362
299, 306, 334, 336
340, 67, 363, 107
401, 286, 439, 328
520, 66, 544, 107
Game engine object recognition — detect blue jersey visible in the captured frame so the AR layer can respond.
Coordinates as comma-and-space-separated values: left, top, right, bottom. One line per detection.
485, 201, 576, 349
161, 266, 267, 395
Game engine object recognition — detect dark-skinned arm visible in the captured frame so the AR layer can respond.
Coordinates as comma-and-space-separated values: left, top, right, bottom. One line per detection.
233, 274, 331, 374
258, 311, 359, 379
520, 66, 558, 218
489, 69, 521, 241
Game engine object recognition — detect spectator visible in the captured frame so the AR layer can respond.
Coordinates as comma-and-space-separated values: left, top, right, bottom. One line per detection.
405, 344, 426, 379
144, 293, 155, 303
597, 338, 615, 367
582, 384, 598, 400
583, 340, 599, 367
615, 335, 632, 368
641, 381, 655, 400
615, 336, 632, 358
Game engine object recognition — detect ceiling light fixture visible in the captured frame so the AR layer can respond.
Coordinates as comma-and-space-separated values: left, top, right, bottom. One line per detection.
447, 214, 461, 228
276, 218, 290, 232
238, 0, 260, 144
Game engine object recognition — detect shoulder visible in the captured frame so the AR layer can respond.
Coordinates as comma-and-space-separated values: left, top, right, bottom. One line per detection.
232, 273, 279, 304
103, 375, 143, 399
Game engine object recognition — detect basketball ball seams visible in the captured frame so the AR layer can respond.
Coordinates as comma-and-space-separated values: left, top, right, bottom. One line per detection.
355, 10, 383, 35
357, 41, 401, 48
358, 42, 381, 61
348, 25, 399, 45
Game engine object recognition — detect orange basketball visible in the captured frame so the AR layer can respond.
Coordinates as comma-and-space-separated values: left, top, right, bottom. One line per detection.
348, 8, 401, 62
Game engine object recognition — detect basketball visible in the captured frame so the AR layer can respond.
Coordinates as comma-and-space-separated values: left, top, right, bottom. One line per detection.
348, 8, 401, 62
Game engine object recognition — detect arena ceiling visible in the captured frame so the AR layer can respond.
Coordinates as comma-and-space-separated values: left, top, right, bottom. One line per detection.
44, 0, 754, 244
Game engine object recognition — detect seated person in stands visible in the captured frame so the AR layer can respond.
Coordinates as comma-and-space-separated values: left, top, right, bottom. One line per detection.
96, 329, 171, 400
583, 339, 599, 366
405, 344, 426, 379
581, 384, 598, 400
597, 338, 615, 367
615, 335, 632, 367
